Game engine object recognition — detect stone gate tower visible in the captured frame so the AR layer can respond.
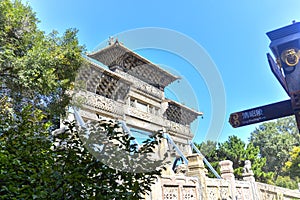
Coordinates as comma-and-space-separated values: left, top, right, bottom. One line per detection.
75, 39, 202, 157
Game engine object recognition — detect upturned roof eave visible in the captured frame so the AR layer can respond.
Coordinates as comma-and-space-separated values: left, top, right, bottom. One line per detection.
87, 42, 179, 84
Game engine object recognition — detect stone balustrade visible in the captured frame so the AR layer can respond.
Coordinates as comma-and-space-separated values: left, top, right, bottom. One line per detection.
144, 158, 300, 200
145, 175, 200, 200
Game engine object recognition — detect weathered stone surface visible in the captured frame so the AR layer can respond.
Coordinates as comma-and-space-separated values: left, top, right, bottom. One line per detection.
187, 154, 208, 200
145, 176, 200, 200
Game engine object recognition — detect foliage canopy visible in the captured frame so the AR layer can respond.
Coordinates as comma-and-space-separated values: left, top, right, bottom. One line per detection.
195, 136, 273, 182
0, 0, 164, 199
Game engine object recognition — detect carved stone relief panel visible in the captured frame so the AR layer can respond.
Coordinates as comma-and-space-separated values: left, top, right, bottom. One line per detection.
163, 186, 179, 200
235, 181, 252, 200
182, 186, 197, 200
127, 106, 163, 126
78, 91, 125, 116
207, 186, 220, 200
219, 186, 230, 200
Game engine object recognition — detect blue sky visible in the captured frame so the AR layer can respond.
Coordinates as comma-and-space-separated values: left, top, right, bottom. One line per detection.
25, 0, 300, 144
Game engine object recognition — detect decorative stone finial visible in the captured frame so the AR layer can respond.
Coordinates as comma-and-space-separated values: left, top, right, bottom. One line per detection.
108, 37, 120, 46
219, 160, 236, 199
186, 154, 208, 200
219, 160, 235, 182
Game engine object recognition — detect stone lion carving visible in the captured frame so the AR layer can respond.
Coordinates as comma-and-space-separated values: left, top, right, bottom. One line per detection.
243, 160, 253, 174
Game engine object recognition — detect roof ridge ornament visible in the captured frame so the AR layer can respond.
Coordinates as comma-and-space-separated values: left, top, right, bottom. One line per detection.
108, 36, 121, 46
108, 36, 114, 45
115, 38, 120, 45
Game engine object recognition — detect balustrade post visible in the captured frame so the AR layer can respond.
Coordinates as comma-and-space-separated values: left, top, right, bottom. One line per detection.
219, 160, 236, 199
242, 160, 255, 182
242, 160, 261, 200
186, 154, 208, 200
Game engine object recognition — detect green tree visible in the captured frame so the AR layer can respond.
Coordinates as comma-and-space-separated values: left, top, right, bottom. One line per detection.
0, 104, 53, 198
250, 116, 298, 179
196, 136, 272, 182
195, 140, 219, 178
0, 108, 166, 199
47, 120, 166, 199
276, 145, 300, 189
195, 140, 217, 158
0, 0, 165, 199
217, 135, 272, 182
274, 176, 300, 190
0, 0, 83, 123
284, 146, 300, 179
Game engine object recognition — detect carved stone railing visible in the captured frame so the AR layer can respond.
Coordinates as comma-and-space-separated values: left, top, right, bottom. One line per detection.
206, 160, 300, 200
172, 158, 300, 200
235, 180, 255, 200
206, 178, 231, 200
145, 175, 200, 200
257, 182, 300, 200
205, 178, 264, 200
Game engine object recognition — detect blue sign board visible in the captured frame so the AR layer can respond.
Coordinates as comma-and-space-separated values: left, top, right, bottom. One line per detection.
229, 100, 293, 128
230, 22, 300, 132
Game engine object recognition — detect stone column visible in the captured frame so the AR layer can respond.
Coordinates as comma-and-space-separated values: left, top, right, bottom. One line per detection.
219, 160, 236, 199
159, 130, 174, 176
219, 160, 234, 180
186, 154, 208, 199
